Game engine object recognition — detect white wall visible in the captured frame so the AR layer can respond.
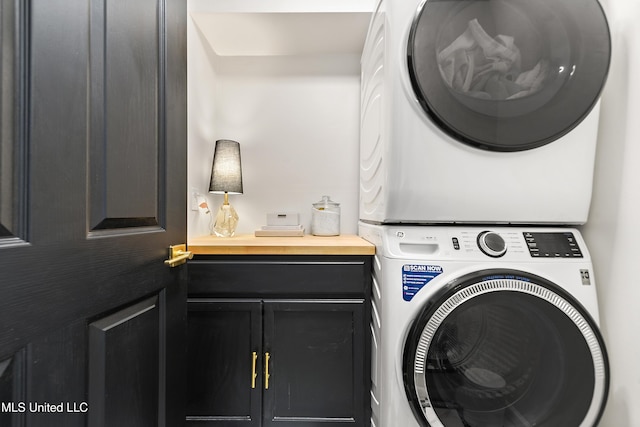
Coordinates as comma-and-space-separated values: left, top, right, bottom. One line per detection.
581, 0, 640, 426
187, 0, 373, 238
187, 11, 219, 238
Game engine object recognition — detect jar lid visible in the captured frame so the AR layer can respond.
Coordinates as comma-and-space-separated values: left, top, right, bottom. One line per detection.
313, 195, 339, 209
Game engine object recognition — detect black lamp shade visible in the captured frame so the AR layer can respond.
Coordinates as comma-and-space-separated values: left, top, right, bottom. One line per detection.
209, 139, 243, 194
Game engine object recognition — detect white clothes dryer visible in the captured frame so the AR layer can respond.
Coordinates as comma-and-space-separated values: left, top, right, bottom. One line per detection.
359, 0, 611, 224
359, 223, 608, 427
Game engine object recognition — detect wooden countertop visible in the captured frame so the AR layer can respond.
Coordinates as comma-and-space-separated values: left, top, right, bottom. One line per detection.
188, 234, 375, 256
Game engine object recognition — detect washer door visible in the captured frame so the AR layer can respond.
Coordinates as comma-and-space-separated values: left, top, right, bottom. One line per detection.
407, 0, 610, 151
403, 270, 609, 427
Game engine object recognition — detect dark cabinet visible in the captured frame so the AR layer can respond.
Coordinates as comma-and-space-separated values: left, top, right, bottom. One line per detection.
186, 255, 372, 427
187, 300, 262, 425
263, 300, 365, 426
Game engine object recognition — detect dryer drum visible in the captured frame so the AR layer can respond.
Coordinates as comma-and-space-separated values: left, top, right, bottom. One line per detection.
403, 271, 609, 427
407, 0, 611, 151
427, 302, 544, 412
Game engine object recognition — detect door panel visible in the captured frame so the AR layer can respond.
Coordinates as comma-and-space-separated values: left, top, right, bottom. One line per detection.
0, 0, 27, 243
88, 0, 164, 232
89, 296, 161, 427
0, 0, 186, 425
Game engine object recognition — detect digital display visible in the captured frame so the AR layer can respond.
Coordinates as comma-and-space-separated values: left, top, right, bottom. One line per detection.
523, 232, 583, 258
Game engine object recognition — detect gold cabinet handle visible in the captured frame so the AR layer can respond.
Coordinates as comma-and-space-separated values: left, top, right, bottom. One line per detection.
251, 352, 258, 389
264, 352, 271, 390
164, 244, 193, 267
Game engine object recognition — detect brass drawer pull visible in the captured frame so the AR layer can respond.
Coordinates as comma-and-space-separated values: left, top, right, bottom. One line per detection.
264, 352, 271, 390
251, 352, 258, 389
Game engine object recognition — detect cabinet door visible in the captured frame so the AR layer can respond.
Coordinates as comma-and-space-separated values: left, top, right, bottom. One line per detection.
187, 299, 262, 426
263, 300, 366, 427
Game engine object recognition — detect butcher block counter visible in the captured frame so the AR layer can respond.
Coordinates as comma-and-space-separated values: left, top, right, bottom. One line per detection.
188, 233, 375, 256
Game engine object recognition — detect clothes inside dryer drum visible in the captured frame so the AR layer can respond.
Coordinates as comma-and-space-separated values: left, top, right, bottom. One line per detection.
407, 0, 610, 151
403, 274, 609, 427
438, 19, 549, 101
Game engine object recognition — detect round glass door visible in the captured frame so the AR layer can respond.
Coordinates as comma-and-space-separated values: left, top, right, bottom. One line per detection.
407, 0, 610, 151
403, 271, 608, 426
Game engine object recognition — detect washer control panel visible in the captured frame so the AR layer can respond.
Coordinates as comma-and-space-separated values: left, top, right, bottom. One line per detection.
448, 229, 584, 259
450, 229, 526, 257
524, 232, 583, 258
376, 226, 587, 261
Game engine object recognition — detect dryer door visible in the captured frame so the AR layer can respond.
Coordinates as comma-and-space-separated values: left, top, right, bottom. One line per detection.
407, 0, 610, 151
403, 270, 608, 427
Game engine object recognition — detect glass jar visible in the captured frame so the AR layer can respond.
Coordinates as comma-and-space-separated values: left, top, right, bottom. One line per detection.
311, 195, 340, 236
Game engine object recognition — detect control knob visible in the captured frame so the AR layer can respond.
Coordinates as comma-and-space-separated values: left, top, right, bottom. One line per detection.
477, 231, 507, 257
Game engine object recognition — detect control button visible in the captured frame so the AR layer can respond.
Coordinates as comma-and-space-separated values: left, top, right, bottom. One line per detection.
477, 231, 507, 258
452, 237, 460, 250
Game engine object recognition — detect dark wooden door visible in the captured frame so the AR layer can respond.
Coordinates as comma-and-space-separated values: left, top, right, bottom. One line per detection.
0, 0, 186, 426
263, 300, 366, 427
186, 299, 263, 426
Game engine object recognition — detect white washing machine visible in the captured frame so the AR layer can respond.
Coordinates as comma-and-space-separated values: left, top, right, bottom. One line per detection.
360, 0, 611, 224
359, 223, 609, 427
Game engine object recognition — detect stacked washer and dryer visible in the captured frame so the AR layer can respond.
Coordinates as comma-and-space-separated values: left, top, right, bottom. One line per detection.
358, 0, 611, 426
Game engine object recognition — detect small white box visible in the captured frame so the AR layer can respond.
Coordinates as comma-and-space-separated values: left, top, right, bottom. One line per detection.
266, 212, 300, 226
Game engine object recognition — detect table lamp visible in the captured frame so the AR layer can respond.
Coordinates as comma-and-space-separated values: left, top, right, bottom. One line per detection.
209, 139, 243, 237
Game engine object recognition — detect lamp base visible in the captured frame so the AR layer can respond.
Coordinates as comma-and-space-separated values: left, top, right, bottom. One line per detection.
211, 202, 239, 237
